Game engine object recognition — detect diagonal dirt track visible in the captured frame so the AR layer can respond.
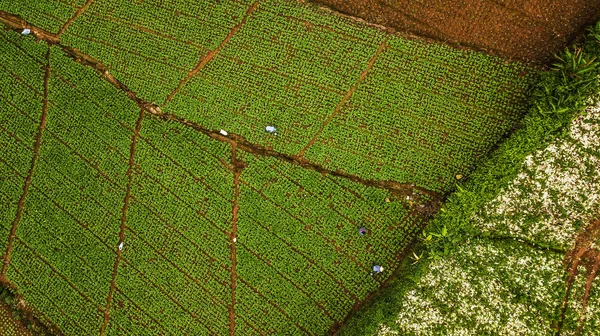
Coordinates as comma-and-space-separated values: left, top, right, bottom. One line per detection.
0, 10, 443, 205
56, 0, 95, 38
298, 40, 388, 158
229, 144, 245, 336
308, 0, 600, 64
99, 108, 145, 336
163, 1, 259, 105
0, 46, 51, 281
557, 219, 600, 335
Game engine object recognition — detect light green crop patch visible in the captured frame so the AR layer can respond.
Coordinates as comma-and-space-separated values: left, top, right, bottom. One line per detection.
0, 0, 89, 34
3, 0, 536, 193
0, 28, 433, 336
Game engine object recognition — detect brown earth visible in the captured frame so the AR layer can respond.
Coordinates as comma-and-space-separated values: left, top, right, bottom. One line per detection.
558, 219, 600, 334
306, 0, 600, 64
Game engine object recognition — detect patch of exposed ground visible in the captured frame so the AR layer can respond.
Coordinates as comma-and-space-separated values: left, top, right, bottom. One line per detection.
306, 0, 600, 64
558, 218, 600, 335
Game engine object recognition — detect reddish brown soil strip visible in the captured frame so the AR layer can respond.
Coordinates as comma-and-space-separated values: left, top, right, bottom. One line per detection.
0, 47, 51, 281
307, 0, 600, 64
229, 144, 244, 336
99, 108, 145, 336
238, 277, 314, 335
577, 256, 600, 334
556, 219, 600, 335
160, 111, 442, 201
297, 40, 387, 158
0, 11, 443, 201
56, 0, 95, 38
163, 1, 259, 105
9, 167, 217, 335
0, 11, 59, 43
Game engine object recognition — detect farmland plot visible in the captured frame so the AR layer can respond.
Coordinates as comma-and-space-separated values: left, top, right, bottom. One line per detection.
0, 30, 434, 335
1, 0, 535, 193
0, 0, 538, 335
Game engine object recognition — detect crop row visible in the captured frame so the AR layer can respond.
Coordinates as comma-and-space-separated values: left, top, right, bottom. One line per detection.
59, 0, 253, 103
4, 0, 535, 194
241, 152, 420, 262
0, 0, 85, 34
8, 243, 104, 335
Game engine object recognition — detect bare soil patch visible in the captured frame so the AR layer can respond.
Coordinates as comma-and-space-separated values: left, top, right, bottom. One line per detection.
307, 0, 600, 64
558, 219, 600, 334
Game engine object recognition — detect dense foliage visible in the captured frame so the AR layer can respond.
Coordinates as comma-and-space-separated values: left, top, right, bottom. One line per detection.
0, 0, 541, 335
340, 21, 600, 336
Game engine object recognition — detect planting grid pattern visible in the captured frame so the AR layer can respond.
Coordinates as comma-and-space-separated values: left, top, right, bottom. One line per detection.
0, 0, 537, 334
0, 30, 424, 335
0, 0, 538, 193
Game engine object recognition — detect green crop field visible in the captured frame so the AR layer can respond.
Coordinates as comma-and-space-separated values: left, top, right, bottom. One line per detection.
0, 0, 537, 335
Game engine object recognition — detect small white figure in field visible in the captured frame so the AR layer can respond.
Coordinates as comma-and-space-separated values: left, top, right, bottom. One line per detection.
233, 237, 237, 243
21, 29, 31, 35
370, 265, 384, 276
265, 126, 277, 135
219, 129, 228, 136
118, 242, 124, 251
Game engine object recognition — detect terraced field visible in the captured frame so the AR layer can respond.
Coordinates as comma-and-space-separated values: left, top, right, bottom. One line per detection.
0, 0, 537, 335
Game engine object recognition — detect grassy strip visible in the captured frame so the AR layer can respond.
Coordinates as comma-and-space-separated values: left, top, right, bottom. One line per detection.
338, 21, 600, 336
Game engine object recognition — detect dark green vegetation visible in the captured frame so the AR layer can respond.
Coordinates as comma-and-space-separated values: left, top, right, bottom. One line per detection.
0, 0, 538, 335
339, 21, 600, 335
8, 0, 534, 193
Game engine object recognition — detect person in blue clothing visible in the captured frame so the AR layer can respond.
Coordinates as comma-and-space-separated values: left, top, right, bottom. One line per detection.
359, 227, 367, 235
370, 265, 384, 276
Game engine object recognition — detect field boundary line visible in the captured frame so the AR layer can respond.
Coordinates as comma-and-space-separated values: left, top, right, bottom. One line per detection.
0, 47, 51, 280
163, 1, 259, 105
297, 40, 388, 158
229, 144, 244, 336
99, 108, 145, 336
56, 0, 95, 38
0, 12, 443, 201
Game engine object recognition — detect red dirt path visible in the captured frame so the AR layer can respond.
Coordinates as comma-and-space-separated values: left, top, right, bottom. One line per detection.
558, 219, 600, 334
307, 0, 600, 64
